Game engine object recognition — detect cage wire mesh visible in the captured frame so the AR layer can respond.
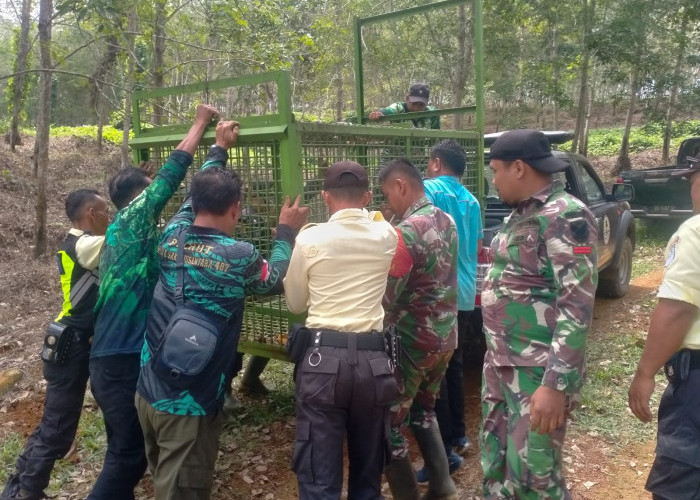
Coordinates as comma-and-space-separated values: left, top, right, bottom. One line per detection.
132, 78, 480, 360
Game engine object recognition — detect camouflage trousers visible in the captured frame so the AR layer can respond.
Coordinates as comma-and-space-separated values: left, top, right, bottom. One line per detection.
389, 347, 453, 460
480, 361, 570, 500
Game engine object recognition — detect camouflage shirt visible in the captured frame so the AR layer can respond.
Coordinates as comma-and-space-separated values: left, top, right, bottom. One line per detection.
481, 181, 598, 395
137, 153, 295, 416
383, 196, 458, 353
92, 150, 194, 359
379, 102, 440, 130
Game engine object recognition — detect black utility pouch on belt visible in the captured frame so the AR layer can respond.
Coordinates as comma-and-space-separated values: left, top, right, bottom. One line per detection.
384, 323, 401, 369
41, 322, 73, 365
665, 349, 691, 385
286, 324, 312, 363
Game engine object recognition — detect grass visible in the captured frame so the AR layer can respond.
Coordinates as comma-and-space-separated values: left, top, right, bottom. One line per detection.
228, 358, 296, 428
572, 226, 669, 446
573, 332, 663, 446
630, 219, 677, 279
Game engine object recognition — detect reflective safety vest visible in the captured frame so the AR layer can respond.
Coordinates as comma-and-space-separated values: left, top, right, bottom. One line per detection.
55, 233, 100, 333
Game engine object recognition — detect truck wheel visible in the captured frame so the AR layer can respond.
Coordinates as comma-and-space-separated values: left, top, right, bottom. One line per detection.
597, 236, 633, 298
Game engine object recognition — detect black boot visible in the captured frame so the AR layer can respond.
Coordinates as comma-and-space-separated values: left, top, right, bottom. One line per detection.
384, 456, 420, 500
0, 473, 21, 500
412, 422, 458, 500
239, 356, 270, 396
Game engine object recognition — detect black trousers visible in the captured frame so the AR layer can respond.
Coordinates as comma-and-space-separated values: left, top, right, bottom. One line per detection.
87, 354, 147, 500
1, 342, 90, 498
646, 368, 700, 500
435, 310, 476, 447
292, 344, 399, 500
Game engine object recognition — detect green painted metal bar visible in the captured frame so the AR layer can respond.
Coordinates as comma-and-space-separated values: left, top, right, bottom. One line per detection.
357, 0, 470, 26
296, 122, 478, 140
353, 17, 365, 125
279, 121, 304, 198
129, 125, 288, 148
132, 70, 290, 102
368, 105, 477, 123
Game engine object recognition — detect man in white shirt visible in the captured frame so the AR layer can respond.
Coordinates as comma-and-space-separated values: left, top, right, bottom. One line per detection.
629, 155, 700, 500
284, 161, 400, 500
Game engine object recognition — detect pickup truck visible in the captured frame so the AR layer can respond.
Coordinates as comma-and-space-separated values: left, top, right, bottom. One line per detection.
619, 136, 700, 219
481, 132, 636, 299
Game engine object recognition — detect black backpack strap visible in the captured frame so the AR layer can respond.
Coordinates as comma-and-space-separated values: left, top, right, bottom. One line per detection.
173, 229, 188, 306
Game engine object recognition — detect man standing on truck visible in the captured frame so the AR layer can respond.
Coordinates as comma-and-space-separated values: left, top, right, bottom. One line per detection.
482, 129, 598, 500
368, 83, 440, 129
629, 155, 700, 500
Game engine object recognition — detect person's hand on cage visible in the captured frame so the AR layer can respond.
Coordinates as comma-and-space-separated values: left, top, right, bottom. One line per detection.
195, 104, 220, 125
215, 120, 240, 150
278, 195, 309, 231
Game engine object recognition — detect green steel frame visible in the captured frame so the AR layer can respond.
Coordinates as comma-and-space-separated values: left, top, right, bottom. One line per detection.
128, 1, 484, 361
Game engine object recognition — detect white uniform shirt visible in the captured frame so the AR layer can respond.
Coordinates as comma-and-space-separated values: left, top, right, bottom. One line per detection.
658, 213, 700, 349
70, 228, 105, 271
284, 208, 398, 333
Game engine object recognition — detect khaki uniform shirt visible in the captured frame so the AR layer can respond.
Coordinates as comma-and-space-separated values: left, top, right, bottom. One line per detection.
284, 208, 398, 332
658, 213, 700, 349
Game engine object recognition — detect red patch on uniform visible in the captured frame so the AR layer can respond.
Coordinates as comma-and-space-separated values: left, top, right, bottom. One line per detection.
573, 246, 592, 254
260, 260, 269, 281
389, 228, 413, 278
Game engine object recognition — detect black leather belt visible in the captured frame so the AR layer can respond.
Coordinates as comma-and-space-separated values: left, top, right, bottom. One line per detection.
309, 329, 385, 351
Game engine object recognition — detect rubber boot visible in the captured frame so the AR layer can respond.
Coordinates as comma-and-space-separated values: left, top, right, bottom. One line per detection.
412, 422, 458, 500
239, 356, 270, 396
384, 456, 420, 500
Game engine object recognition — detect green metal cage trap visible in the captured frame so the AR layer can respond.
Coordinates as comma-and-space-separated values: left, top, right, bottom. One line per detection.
129, 1, 483, 361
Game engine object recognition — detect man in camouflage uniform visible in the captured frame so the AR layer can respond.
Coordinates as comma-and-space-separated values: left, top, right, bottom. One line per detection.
481, 129, 598, 500
380, 158, 459, 500
368, 83, 440, 129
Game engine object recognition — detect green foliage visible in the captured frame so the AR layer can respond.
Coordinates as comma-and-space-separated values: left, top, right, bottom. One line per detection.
48, 125, 132, 144
0, 433, 24, 484
562, 120, 700, 156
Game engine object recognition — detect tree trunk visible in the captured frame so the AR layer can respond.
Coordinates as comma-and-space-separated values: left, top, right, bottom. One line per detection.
613, 67, 639, 176
582, 68, 595, 156
572, 0, 595, 154
662, 14, 688, 165
452, 4, 472, 130
33, 0, 52, 258
335, 70, 343, 122
121, 10, 137, 169
91, 35, 119, 155
153, 0, 166, 125
10, 0, 32, 151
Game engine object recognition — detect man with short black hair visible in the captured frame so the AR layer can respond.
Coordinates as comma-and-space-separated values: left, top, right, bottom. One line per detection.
2, 189, 108, 500
482, 129, 598, 499
421, 138, 483, 477
135, 121, 308, 500
368, 83, 440, 129
629, 155, 700, 500
87, 104, 221, 500
379, 158, 459, 500
284, 161, 400, 500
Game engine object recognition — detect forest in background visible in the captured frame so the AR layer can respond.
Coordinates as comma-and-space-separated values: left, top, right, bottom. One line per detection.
0, 0, 699, 255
